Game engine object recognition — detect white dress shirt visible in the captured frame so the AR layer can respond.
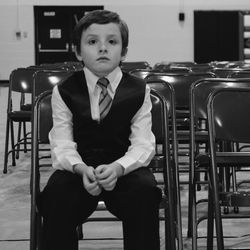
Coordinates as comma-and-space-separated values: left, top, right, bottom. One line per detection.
49, 66, 155, 175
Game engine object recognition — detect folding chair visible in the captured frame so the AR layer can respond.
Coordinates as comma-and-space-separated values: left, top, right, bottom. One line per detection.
147, 80, 183, 250
30, 87, 183, 250
188, 78, 250, 249
3, 68, 36, 173
206, 87, 250, 249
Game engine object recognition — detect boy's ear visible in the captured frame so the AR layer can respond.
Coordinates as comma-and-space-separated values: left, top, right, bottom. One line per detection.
73, 46, 83, 61
121, 47, 128, 61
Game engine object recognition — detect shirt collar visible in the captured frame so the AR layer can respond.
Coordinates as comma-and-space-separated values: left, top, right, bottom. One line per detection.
83, 66, 122, 94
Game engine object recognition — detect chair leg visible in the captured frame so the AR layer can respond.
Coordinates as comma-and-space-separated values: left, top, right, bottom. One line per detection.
10, 120, 16, 166
209, 164, 224, 249
23, 121, 28, 153
207, 186, 214, 250
191, 181, 198, 250
16, 122, 22, 159
3, 118, 10, 173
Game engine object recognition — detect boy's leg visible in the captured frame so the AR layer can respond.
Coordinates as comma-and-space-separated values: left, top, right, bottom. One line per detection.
103, 168, 162, 250
37, 170, 99, 250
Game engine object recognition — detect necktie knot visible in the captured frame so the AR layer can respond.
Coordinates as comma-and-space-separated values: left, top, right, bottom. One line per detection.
97, 77, 109, 89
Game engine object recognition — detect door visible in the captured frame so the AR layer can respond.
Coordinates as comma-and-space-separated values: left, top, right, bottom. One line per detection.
34, 6, 103, 65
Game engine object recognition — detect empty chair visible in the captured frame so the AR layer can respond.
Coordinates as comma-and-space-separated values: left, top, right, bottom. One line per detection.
3, 68, 36, 173
188, 78, 250, 249
206, 87, 250, 249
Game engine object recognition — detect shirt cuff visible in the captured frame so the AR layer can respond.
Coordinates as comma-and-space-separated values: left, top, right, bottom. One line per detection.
116, 156, 142, 175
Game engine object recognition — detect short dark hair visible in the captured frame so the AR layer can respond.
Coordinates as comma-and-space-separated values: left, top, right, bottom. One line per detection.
73, 10, 129, 57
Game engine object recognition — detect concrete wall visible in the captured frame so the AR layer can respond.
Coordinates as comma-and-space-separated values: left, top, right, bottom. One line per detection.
0, 0, 250, 80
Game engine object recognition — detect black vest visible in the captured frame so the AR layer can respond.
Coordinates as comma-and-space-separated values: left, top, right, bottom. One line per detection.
58, 71, 146, 167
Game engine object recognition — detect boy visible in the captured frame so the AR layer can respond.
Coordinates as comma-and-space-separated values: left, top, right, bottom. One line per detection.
38, 9, 162, 250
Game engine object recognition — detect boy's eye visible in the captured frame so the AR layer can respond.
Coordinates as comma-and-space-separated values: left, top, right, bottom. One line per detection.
88, 39, 96, 45
109, 39, 117, 45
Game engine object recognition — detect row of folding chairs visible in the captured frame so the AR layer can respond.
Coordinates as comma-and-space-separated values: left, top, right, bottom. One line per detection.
130, 68, 250, 249
5, 61, 250, 249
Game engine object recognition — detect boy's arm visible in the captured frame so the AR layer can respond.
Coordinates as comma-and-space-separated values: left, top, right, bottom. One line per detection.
49, 86, 86, 173
115, 84, 156, 175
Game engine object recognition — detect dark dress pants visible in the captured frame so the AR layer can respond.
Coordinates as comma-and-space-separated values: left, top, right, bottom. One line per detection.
38, 167, 162, 250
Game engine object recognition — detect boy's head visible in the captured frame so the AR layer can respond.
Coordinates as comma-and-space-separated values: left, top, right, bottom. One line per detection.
73, 10, 129, 57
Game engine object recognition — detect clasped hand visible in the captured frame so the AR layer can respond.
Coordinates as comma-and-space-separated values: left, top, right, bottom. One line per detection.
82, 163, 123, 196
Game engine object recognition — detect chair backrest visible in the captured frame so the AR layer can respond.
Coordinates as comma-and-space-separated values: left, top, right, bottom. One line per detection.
129, 69, 153, 79
146, 79, 176, 122
207, 87, 250, 143
212, 67, 242, 78
121, 61, 151, 72
150, 89, 169, 147
228, 70, 250, 78
146, 71, 215, 110
153, 61, 195, 72
33, 91, 53, 144
8, 67, 40, 111
191, 78, 250, 121
9, 68, 36, 94
33, 70, 73, 102
189, 63, 214, 73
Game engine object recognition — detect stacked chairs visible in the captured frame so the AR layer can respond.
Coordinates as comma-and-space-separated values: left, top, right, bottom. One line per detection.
145, 71, 216, 183
188, 78, 250, 249
30, 85, 183, 249
206, 86, 250, 249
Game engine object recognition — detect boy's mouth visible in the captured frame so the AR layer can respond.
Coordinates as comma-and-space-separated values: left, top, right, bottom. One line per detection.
97, 57, 109, 61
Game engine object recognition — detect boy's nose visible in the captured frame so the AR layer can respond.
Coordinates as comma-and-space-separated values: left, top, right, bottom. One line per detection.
99, 43, 107, 53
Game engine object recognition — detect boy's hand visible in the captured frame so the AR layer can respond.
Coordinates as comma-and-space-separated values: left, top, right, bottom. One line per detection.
95, 162, 124, 191
73, 164, 102, 196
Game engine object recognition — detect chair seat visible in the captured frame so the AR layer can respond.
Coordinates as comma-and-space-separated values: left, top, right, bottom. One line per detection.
9, 111, 32, 122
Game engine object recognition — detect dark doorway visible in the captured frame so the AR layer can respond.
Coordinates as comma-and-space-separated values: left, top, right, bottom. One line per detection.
34, 6, 103, 65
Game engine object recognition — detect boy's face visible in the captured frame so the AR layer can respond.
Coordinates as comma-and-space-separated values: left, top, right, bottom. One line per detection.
76, 23, 127, 77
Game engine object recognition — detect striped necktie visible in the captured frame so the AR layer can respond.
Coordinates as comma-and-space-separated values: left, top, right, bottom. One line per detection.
97, 77, 112, 120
